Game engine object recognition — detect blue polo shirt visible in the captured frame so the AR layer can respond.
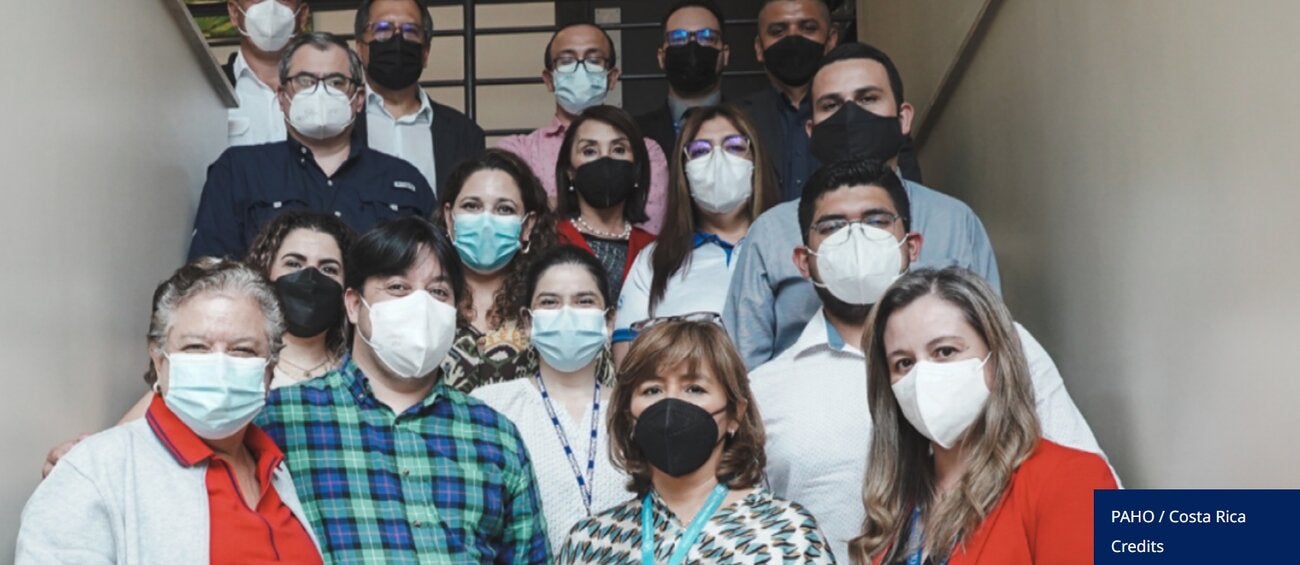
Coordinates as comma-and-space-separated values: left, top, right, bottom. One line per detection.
187, 136, 435, 260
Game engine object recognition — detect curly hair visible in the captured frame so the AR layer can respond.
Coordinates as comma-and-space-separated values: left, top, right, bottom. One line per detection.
243, 211, 355, 359
433, 149, 559, 328
608, 320, 766, 495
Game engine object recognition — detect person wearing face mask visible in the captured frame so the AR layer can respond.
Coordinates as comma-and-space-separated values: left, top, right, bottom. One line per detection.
553, 106, 658, 299
471, 245, 628, 553
747, 159, 1108, 561
189, 32, 436, 262
350, 0, 486, 193
432, 149, 559, 392
223, 0, 310, 146
612, 105, 778, 362
18, 259, 323, 564
497, 22, 671, 234
634, 1, 731, 160
853, 268, 1117, 565
557, 320, 834, 563
725, 42, 1001, 371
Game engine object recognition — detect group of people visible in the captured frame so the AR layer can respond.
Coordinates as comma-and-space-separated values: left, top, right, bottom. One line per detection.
16, 0, 1119, 564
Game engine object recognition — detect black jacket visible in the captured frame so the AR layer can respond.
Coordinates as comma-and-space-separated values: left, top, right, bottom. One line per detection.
352, 97, 486, 196
634, 104, 677, 158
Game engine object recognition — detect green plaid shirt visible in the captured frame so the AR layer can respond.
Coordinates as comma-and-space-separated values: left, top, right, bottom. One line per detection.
256, 355, 550, 564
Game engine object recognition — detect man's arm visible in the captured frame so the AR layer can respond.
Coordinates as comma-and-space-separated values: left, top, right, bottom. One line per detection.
1017, 323, 1107, 459
498, 432, 550, 564
723, 234, 778, 370
640, 137, 669, 235
966, 210, 1002, 294
187, 152, 244, 261
17, 459, 116, 564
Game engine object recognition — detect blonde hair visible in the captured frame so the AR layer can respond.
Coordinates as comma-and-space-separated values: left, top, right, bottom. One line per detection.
850, 267, 1040, 563
608, 320, 766, 494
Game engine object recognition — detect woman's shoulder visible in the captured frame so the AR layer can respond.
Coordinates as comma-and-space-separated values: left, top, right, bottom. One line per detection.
469, 379, 535, 412
1019, 440, 1113, 479
729, 487, 825, 528
565, 495, 643, 539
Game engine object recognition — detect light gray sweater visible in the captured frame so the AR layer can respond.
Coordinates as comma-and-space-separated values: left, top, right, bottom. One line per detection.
15, 418, 321, 564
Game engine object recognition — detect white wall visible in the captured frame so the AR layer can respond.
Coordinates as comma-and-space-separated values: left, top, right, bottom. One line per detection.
860, 0, 1300, 487
0, 1, 227, 555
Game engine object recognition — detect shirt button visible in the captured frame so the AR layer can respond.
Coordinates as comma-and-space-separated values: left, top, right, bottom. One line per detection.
334, 211, 342, 217
402, 468, 411, 477
413, 520, 424, 528
299, 158, 305, 164
327, 180, 334, 187
300, 147, 308, 154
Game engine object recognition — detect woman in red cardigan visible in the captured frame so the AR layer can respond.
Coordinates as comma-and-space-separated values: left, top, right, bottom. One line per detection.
553, 105, 656, 299
852, 267, 1116, 565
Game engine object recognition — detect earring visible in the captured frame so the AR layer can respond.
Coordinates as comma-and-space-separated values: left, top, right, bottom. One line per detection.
568, 183, 575, 192
521, 239, 532, 254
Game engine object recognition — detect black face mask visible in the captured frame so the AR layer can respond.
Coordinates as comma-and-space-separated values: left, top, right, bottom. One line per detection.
366, 35, 425, 90
664, 43, 722, 95
762, 35, 825, 87
633, 398, 727, 477
274, 268, 344, 338
810, 102, 905, 165
572, 158, 638, 209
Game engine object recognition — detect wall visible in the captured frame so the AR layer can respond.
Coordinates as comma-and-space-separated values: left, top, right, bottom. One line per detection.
0, 0, 228, 555
859, 0, 1300, 487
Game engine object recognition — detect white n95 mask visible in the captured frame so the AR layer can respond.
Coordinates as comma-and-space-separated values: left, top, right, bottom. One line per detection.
891, 354, 992, 449
359, 291, 457, 379
238, 0, 300, 53
288, 87, 356, 140
810, 223, 905, 305
685, 148, 755, 214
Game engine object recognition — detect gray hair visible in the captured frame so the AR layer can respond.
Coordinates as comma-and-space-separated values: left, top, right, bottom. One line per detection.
354, 0, 435, 43
145, 258, 285, 384
277, 31, 366, 87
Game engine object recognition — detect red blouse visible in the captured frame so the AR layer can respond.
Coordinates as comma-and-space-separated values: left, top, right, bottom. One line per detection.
145, 396, 321, 564
556, 217, 656, 282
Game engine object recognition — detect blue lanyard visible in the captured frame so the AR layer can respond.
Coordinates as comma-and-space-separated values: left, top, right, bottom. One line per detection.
534, 372, 601, 514
906, 506, 948, 565
641, 483, 730, 565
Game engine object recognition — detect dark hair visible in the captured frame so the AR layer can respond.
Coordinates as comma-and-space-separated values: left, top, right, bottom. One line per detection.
661, 0, 726, 36
278, 32, 365, 86
523, 244, 613, 313
759, 0, 831, 22
649, 104, 778, 313
432, 149, 559, 328
554, 105, 651, 224
543, 22, 618, 71
345, 216, 465, 304
609, 320, 766, 495
798, 159, 912, 245
816, 41, 906, 107
244, 212, 356, 358
354, 0, 434, 43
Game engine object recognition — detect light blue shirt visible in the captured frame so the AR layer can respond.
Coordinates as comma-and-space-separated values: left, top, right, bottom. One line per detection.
722, 178, 1002, 369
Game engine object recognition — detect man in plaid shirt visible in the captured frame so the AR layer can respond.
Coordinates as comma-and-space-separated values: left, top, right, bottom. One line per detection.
258, 217, 549, 563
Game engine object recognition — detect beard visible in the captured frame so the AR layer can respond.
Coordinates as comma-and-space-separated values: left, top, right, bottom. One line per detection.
814, 285, 874, 325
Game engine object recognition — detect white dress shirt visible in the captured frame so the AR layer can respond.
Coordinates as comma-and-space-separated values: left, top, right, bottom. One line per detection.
227, 51, 287, 147
613, 234, 742, 343
749, 308, 1107, 562
365, 86, 437, 191
470, 379, 630, 553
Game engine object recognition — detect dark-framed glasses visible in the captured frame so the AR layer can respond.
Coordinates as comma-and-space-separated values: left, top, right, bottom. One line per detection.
552, 55, 609, 74
684, 135, 750, 161
812, 213, 901, 237
630, 311, 723, 333
367, 20, 425, 43
286, 72, 361, 97
665, 28, 722, 48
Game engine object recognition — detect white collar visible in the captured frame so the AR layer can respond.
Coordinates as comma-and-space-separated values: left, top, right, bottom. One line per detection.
788, 308, 865, 360
365, 85, 434, 123
232, 50, 272, 90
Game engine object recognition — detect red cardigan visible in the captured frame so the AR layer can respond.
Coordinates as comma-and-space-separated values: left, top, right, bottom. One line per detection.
874, 440, 1117, 565
556, 218, 655, 283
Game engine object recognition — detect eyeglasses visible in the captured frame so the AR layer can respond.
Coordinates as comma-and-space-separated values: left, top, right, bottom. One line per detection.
811, 213, 901, 237
285, 72, 361, 97
684, 135, 750, 161
552, 55, 609, 74
366, 20, 426, 43
665, 28, 722, 48
630, 311, 723, 333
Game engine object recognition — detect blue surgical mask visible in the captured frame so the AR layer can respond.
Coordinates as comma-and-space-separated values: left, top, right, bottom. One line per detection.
553, 66, 609, 115
452, 212, 524, 273
162, 352, 268, 440
531, 307, 608, 372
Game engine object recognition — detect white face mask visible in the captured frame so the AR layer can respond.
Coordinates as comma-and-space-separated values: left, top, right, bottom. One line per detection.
163, 352, 268, 440
288, 86, 356, 140
553, 66, 609, 115
809, 223, 905, 305
359, 291, 457, 379
685, 148, 755, 214
891, 354, 991, 449
237, 0, 300, 53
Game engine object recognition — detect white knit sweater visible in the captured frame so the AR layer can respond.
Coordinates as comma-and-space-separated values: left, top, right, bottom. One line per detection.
472, 379, 632, 552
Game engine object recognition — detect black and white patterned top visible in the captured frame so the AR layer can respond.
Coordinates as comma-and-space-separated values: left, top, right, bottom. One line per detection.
557, 486, 837, 564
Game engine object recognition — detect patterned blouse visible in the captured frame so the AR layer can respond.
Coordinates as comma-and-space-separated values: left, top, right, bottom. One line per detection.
442, 321, 532, 393
557, 486, 837, 564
